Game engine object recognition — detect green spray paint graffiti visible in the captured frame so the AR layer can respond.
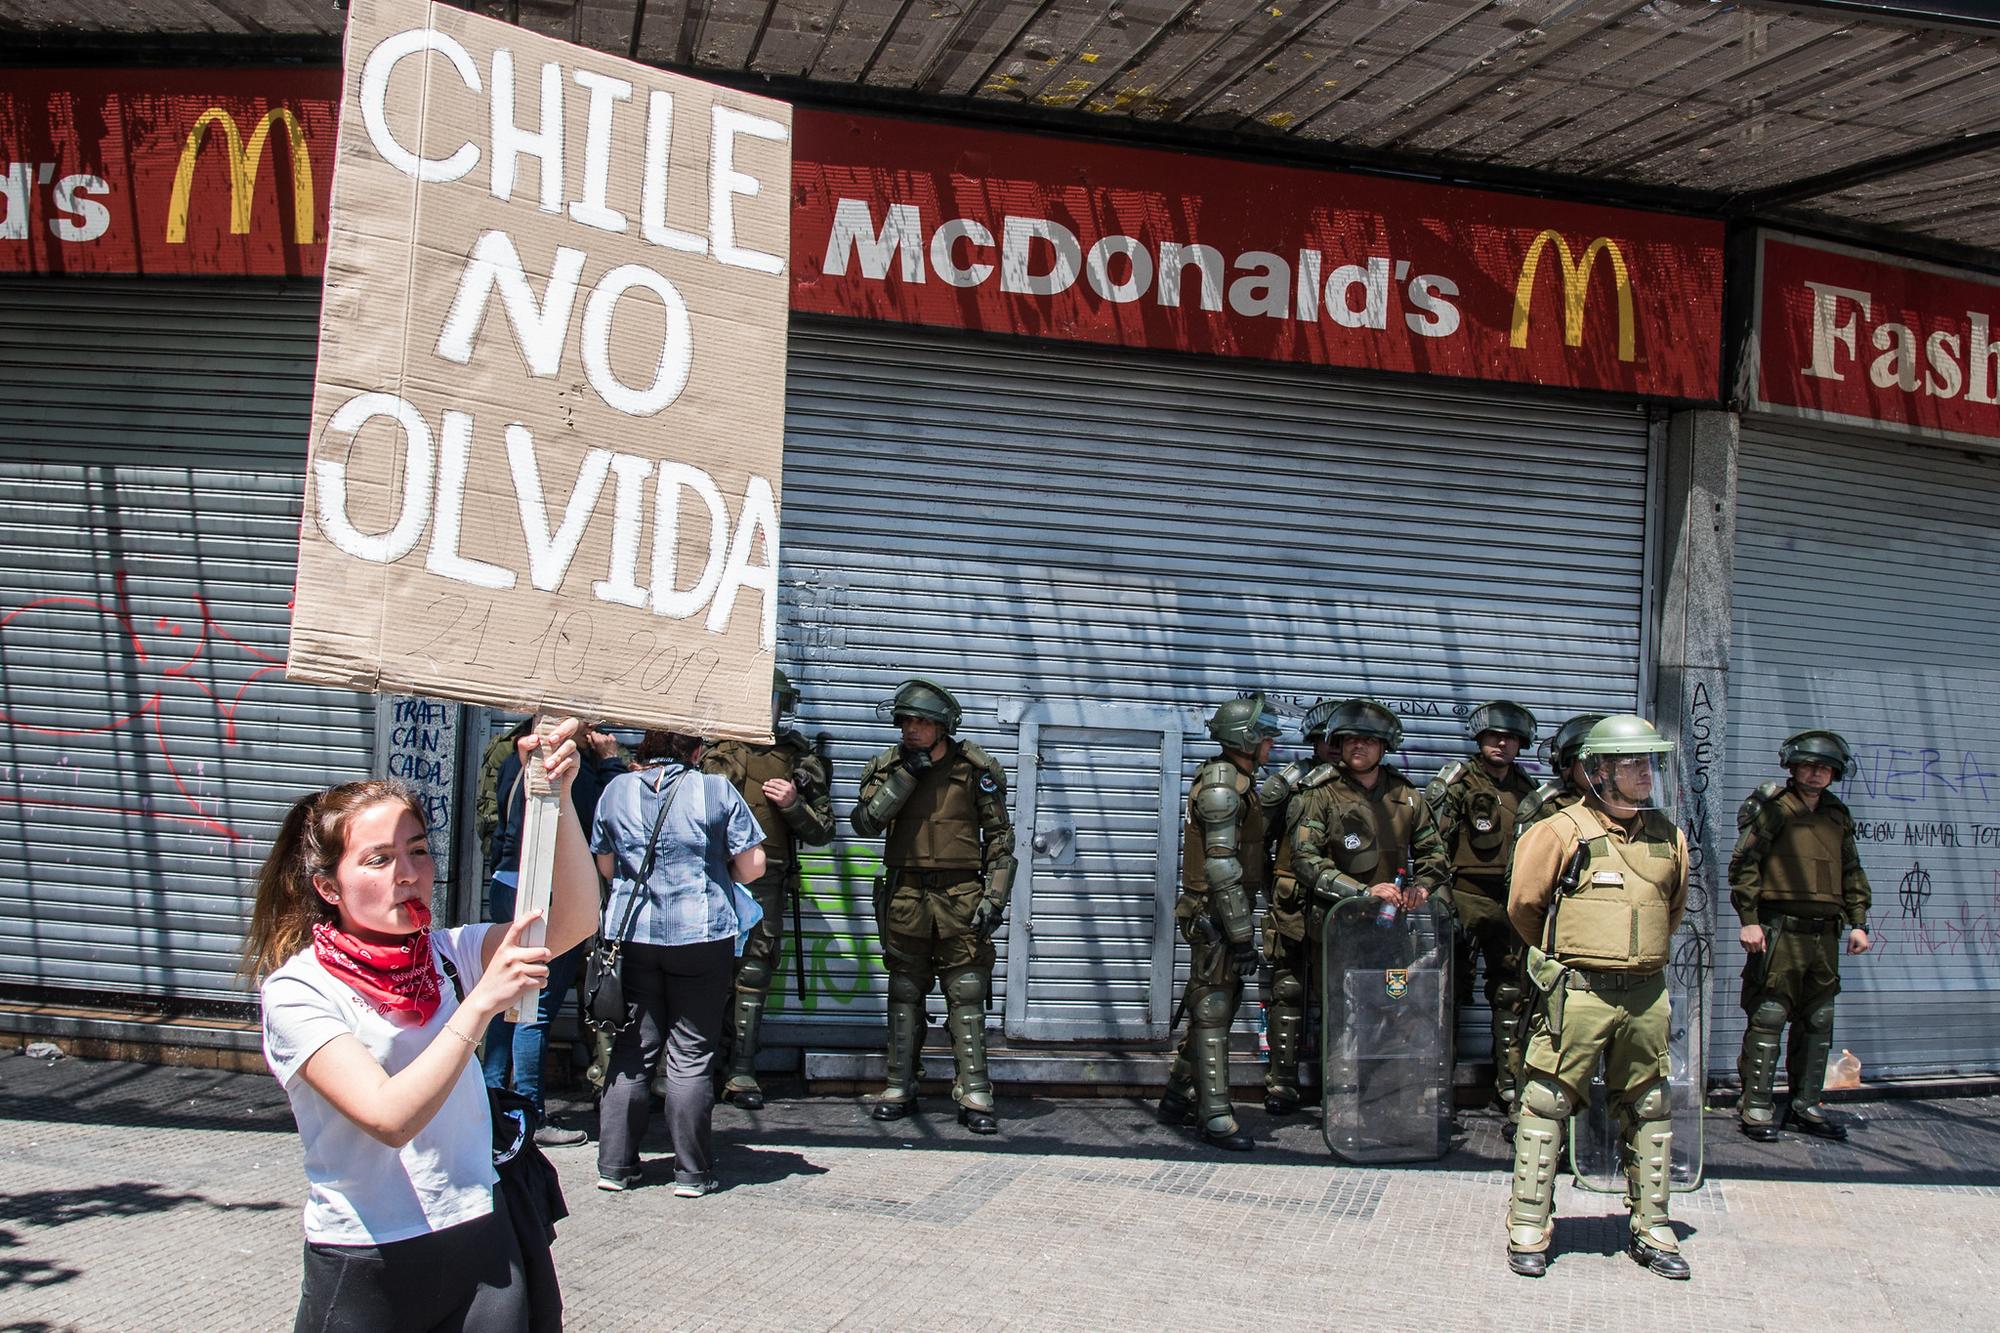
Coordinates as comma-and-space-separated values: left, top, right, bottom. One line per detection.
761, 845, 885, 1015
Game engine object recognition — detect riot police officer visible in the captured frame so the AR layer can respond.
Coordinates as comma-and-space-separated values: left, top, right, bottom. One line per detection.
1427, 701, 1538, 1119
702, 670, 835, 1109
1730, 728, 1872, 1142
851, 679, 1016, 1134
1504, 715, 1690, 1281
1256, 700, 1340, 1115
1514, 711, 1607, 831
1159, 695, 1282, 1151
1289, 698, 1449, 1086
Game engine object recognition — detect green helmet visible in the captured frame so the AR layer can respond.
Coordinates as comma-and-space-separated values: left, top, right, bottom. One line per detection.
1547, 712, 1609, 771
1780, 729, 1853, 779
1325, 698, 1403, 750
876, 677, 962, 733
1466, 700, 1537, 746
773, 668, 800, 715
1208, 694, 1283, 752
1301, 698, 1338, 740
1576, 714, 1674, 760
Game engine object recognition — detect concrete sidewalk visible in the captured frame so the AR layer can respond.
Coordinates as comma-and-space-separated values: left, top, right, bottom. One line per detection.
2, 1050, 1996, 1331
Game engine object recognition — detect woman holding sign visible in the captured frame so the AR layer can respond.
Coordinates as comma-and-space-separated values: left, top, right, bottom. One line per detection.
242, 719, 599, 1333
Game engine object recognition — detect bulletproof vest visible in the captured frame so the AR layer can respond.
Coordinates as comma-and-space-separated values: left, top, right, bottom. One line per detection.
1319, 768, 1421, 885
1181, 759, 1269, 897
1548, 804, 1680, 973
716, 738, 810, 864
884, 745, 986, 870
1761, 790, 1848, 908
1448, 763, 1534, 880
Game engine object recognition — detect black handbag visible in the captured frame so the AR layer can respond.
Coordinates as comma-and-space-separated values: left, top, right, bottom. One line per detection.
436, 951, 568, 1333
581, 766, 689, 1034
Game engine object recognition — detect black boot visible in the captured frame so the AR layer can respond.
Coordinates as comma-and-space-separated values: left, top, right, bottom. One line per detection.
870, 1097, 916, 1122
1739, 1120, 1781, 1143
1628, 1236, 1691, 1280
1198, 1122, 1254, 1153
1785, 1107, 1849, 1141
1263, 1087, 1302, 1116
1507, 1249, 1547, 1278
958, 1104, 999, 1135
1156, 1087, 1196, 1126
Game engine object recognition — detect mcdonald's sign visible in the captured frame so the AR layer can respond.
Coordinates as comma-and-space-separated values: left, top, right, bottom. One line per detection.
166, 106, 317, 246
0, 68, 337, 276
792, 113, 1724, 400
1510, 231, 1636, 363
2, 73, 1723, 398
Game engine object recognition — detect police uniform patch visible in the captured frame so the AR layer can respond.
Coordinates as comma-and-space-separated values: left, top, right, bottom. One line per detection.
1342, 832, 1363, 851
1473, 817, 1494, 833
978, 773, 998, 793
1384, 969, 1409, 1000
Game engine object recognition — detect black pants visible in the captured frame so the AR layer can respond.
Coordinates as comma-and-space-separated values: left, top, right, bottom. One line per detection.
597, 937, 734, 1187
294, 1187, 527, 1333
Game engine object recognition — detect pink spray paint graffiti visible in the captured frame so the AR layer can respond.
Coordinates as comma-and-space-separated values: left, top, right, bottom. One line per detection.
0, 570, 283, 841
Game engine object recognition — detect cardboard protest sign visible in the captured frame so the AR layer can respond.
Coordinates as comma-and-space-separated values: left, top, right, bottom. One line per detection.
290, 0, 791, 742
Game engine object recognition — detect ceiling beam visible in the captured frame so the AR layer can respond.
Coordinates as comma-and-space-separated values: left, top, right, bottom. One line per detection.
1728, 127, 2000, 211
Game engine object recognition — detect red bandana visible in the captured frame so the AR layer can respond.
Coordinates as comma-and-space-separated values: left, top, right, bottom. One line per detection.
311, 917, 441, 1027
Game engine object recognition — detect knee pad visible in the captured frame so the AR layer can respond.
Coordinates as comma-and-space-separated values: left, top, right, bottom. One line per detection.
1804, 1000, 1836, 1034
887, 970, 927, 1005
1493, 980, 1527, 1010
1191, 989, 1235, 1028
735, 956, 774, 992
1749, 998, 1790, 1034
1520, 1079, 1572, 1120
1271, 973, 1305, 1007
942, 968, 986, 1008
1628, 1080, 1671, 1121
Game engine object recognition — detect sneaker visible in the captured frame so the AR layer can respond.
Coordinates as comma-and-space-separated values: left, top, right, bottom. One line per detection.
534, 1124, 588, 1148
672, 1177, 717, 1198
596, 1170, 640, 1192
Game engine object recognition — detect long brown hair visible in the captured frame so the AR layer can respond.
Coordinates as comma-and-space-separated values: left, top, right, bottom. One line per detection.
240, 780, 428, 984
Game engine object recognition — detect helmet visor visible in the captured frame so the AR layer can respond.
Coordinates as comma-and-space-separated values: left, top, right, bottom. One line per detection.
1583, 752, 1678, 819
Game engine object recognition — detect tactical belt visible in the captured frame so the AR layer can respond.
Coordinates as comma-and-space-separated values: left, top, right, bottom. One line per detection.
1765, 911, 1841, 934
1563, 967, 1661, 993
890, 867, 980, 891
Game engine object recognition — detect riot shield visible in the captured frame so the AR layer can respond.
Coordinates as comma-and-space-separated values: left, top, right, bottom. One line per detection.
1320, 895, 1456, 1163
1570, 924, 1710, 1192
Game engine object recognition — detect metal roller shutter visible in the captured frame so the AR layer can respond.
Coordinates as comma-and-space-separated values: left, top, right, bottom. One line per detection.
1723, 421, 2000, 1077
776, 322, 1652, 1040
0, 278, 376, 1004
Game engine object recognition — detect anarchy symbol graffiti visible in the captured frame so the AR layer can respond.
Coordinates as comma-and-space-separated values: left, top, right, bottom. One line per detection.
1670, 931, 1712, 989
1898, 862, 1933, 919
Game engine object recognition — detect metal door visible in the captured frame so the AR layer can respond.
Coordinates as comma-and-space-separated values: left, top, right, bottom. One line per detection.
1003, 701, 1187, 1041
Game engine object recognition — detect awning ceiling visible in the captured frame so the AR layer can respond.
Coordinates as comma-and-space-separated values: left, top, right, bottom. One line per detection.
9, 0, 1999, 265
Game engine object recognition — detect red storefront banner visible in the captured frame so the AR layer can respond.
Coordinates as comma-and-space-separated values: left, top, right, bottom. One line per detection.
4, 69, 1725, 399
0, 69, 338, 277
1749, 231, 2000, 447
792, 114, 1723, 399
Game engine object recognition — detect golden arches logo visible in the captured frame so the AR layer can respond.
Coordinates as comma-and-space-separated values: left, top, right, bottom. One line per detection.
1509, 230, 1634, 363
165, 107, 315, 245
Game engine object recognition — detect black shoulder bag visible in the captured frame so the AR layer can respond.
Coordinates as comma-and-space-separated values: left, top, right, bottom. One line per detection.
436, 949, 567, 1333
581, 766, 689, 1034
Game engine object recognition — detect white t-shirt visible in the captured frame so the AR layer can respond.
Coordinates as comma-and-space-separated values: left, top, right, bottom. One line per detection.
262, 924, 499, 1246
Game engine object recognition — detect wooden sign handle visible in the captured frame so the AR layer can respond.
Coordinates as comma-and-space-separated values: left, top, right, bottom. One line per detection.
508, 712, 573, 1023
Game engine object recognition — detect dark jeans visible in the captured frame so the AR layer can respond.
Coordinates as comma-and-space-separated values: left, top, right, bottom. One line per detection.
481, 877, 587, 1118
293, 1188, 527, 1333
596, 937, 734, 1188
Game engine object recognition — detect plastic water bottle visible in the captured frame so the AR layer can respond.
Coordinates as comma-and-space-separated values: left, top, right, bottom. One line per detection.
1826, 1048, 1862, 1090
1375, 870, 1405, 929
